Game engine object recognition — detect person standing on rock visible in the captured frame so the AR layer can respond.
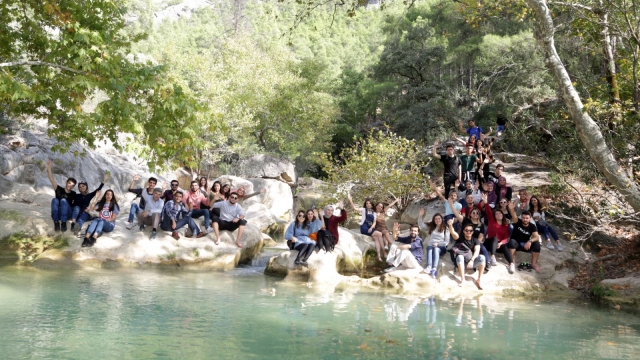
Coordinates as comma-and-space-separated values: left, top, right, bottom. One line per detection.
126, 175, 157, 230
211, 192, 247, 248
431, 139, 461, 200
385, 223, 424, 273
183, 181, 213, 233
73, 172, 109, 235
347, 193, 386, 262
160, 191, 205, 240
317, 201, 347, 252
460, 119, 484, 141
460, 145, 482, 186
285, 209, 323, 266
486, 164, 505, 186
507, 202, 541, 272
81, 189, 119, 247
46, 160, 77, 232
138, 188, 164, 240
451, 223, 486, 290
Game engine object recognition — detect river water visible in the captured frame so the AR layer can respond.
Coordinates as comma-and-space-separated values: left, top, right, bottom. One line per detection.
1, 264, 639, 359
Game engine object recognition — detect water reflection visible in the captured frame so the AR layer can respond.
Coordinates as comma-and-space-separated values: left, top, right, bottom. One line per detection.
1, 266, 640, 359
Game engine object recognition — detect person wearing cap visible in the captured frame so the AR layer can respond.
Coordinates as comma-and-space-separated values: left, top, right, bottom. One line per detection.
72, 172, 109, 235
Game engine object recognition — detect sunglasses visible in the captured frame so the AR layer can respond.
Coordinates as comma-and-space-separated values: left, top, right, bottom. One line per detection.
297, 215, 305, 218
171, 184, 179, 187
230, 196, 238, 200
464, 229, 474, 233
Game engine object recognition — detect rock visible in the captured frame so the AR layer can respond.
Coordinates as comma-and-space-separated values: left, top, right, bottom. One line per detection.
262, 233, 277, 247
0, 147, 23, 175
595, 277, 640, 312
248, 178, 293, 220
400, 199, 441, 225
236, 154, 296, 185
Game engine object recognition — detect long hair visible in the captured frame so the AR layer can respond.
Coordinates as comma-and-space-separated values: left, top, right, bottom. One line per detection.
199, 177, 208, 192
221, 184, 231, 199
363, 199, 374, 214
97, 189, 118, 212
211, 180, 222, 194
529, 195, 543, 213
295, 210, 310, 230
493, 209, 508, 226
427, 213, 445, 234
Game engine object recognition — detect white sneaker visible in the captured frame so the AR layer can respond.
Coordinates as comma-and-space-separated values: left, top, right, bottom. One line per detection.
383, 266, 397, 273
556, 242, 563, 252
425, 266, 432, 273
491, 255, 497, 266
125, 222, 134, 230
508, 263, 515, 274
546, 241, 555, 250
206, 226, 214, 234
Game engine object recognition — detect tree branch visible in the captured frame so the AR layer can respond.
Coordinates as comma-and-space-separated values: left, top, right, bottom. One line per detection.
0, 60, 84, 74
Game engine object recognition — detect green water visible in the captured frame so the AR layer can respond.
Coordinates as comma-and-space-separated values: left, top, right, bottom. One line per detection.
1, 265, 640, 359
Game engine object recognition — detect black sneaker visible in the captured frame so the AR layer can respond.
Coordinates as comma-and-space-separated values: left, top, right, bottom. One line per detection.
81, 238, 91, 247
54, 221, 61, 232
70, 222, 75, 231
139, 224, 145, 232
150, 231, 156, 240
88, 237, 97, 247
61, 221, 67, 232
294, 260, 301, 266
300, 261, 309, 266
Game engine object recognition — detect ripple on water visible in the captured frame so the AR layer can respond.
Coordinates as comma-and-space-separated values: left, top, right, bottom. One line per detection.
1, 266, 640, 359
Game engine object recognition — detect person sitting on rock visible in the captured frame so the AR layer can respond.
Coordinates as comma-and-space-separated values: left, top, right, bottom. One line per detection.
375, 199, 400, 248
456, 179, 482, 206
73, 172, 109, 235
451, 198, 492, 272
138, 188, 164, 240
429, 178, 461, 223
162, 180, 182, 202
211, 191, 247, 247
81, 189, 119, 247
347, 193, 386, 262
160, 191, 204, 240
451, 223, 486, 289
494, 175, 513, 203
233, 186, 266, 205
480, 193, 515, 273
46, 160, 77, 233
317, 201, 348, 252
220, 183, 231, 200
198, 176, 209, 197
486, 164, 505, 186
496, 197, 513, 223
483, 181, 498, 209
207, 181, 224, 218
515, 188, 530, 218
507, 202, 541, 272
285, 209, 323, 266
126, 174, 157, 230
431, 139, 461, 200
529, 195, 563, 251
418, 211, 457, 279
183, 180, 213, 233
385, 223, 424, 273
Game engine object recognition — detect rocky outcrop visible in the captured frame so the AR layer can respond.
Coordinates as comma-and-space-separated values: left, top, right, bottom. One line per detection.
235, 154, 296, 186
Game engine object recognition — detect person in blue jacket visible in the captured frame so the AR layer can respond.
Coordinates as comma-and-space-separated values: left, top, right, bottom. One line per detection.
285, 209, 323, 266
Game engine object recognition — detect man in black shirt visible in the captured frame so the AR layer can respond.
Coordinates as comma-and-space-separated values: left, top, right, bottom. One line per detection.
46, 160, 77, 232
508, 203, 541, 272
486, 164, 504, 186
432, 139, 461, 199
72, 172, 109, 234
452, 223, 486, 290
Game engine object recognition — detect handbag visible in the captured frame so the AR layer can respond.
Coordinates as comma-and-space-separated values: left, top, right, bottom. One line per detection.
452, 242, 473, 262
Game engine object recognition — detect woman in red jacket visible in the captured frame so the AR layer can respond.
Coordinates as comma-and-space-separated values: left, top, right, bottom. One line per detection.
317, 201, 348, 252
480, 193, 516, 274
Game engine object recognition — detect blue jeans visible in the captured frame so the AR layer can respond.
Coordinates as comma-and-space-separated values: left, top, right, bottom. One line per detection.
51, 198, 72, 222
76, 212, 91, 228
426, 245, 447, 270
160, 215, 200, 234
542, 224, 559, 241
190, 209, 210, 229
481, 244, 491, 267
86, 219, 115, 236
497, 125, 506, 133
71, 206, 81, 222
128, 203, 142, 223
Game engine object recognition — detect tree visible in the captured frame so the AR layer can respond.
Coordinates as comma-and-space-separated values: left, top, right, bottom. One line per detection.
320, 129, 429, 217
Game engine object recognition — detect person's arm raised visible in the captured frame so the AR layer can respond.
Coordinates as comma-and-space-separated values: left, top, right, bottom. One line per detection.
431, 139, 441, 159
46, 160, 57, 190
447, 218, 459, 240
417, 207, 427, 230
347, 192, 361, 212
129, 174, 140, 190
508, 202, 518, 222
429, 179, 446, 202
450, 198, 464, 224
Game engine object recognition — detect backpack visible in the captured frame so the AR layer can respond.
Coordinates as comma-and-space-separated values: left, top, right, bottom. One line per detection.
451, 242, 473, 262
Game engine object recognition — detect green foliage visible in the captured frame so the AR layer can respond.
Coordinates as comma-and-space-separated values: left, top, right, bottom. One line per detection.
0, 232, 69, 261
0, 0, 201, 169
321, 129, 429, 216
590, 283, 616, 298
0, 210, 25, 223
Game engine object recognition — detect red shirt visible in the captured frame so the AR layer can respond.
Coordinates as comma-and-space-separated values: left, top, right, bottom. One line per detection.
484, 203, 510, 244
323, 211, 348, 244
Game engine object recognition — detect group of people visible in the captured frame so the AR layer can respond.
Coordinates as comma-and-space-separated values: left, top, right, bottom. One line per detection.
48, 162, 259, 248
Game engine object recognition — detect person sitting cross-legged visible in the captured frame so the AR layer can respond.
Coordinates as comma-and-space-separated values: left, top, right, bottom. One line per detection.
384, 223, 424, 273
138, 188, 164, 240
507, 202, 541, 272
285, 209, 323, 266
211, 192, 247, 248
160, 191, 204, 240
451, 223, 486, 289
81, 190, 119, 248
46, 160, 77, 232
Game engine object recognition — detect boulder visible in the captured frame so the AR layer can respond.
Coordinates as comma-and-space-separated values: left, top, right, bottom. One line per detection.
235, 154, 296, 185
247, 178, 293, 220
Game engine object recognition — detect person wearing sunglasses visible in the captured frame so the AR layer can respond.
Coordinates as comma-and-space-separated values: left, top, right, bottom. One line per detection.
451, 223, 486, 289
284, 209, 323, 266
211, 192, 247, 248
162, 180, 183, 202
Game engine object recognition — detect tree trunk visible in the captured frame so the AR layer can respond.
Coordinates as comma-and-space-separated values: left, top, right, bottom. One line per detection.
525, 0, 640, 213
601, 11, 620, 105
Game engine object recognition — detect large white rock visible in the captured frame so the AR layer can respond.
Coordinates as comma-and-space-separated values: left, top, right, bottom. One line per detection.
235, 154, 296, 185
214, 175, 294, 222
